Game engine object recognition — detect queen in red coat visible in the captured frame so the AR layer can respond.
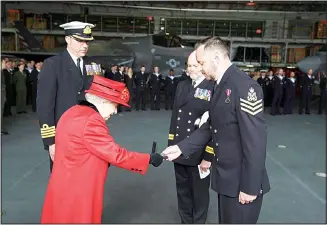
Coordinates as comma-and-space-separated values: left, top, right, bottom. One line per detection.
41, 75, 164, 224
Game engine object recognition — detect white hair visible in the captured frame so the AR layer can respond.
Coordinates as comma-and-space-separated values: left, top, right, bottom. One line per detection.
85, 93, 109, 105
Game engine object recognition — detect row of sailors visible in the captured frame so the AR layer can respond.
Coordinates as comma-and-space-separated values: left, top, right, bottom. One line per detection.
101, 64, 188, 111
1, 58, 43, 119
255, 68, 326, 115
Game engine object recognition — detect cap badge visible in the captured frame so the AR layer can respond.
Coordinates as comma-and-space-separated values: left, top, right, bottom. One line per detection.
83, 26, 91, 34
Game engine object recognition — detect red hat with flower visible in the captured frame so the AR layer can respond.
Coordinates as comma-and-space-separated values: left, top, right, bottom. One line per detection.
85, 75, 130, 107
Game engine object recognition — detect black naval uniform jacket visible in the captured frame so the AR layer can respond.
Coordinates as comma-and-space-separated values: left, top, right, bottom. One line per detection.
134, 72, 149, 90
113, 71, 125, 83
177, 64, 270, 197
37, 49, 94, 150
168, 78, 215, 166
149, 73, 163, 92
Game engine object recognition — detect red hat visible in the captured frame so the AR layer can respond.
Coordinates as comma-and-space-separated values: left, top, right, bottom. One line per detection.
85, 75, 130, 107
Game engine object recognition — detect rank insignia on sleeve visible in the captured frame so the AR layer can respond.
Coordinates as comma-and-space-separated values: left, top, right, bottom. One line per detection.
240, 87, 263, 116
205, 146, 214, 155
40, 124, 56, 139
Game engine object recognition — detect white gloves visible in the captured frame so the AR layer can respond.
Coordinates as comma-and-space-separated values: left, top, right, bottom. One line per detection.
194, 111, 209, 128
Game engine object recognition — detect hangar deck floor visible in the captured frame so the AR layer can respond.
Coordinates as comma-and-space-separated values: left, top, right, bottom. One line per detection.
1, 107, 326, 223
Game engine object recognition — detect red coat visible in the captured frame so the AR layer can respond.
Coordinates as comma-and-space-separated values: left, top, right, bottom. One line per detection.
41, 103, 150, 223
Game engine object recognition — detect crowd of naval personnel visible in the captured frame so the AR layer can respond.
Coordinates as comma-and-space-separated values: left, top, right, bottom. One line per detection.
1, 57, 326, 136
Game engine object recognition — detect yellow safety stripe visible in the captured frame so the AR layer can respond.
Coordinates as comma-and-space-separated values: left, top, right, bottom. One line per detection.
168, 134, 174, 140
40, 124, 56, 139
205, 146, 214, 154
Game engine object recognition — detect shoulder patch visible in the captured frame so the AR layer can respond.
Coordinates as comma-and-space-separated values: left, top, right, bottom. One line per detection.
240, 87, 263, 116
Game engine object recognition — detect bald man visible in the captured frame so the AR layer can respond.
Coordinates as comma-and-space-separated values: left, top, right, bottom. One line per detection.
167, 50, 215, 224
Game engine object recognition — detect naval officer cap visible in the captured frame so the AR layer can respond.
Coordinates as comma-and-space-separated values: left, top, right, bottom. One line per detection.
60, 21, 95, 41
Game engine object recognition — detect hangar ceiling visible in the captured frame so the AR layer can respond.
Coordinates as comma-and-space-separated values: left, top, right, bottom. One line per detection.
75, 1, 327, 12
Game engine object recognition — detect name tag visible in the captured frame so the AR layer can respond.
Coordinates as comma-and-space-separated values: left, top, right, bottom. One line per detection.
194, 88, 212, 101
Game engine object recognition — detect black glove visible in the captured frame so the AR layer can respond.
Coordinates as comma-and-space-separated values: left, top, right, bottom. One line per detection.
149, 153, 164, 167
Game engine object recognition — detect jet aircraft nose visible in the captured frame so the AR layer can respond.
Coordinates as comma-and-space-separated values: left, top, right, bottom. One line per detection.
297, 56, 321, 73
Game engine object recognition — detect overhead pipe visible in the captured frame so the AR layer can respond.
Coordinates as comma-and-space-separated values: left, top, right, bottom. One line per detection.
67, 2, 321, 14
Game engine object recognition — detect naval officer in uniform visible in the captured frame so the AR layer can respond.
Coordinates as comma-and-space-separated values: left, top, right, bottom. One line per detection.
37, 21, 99, 172
168, 50, 215, 224
162, 37, 270, 224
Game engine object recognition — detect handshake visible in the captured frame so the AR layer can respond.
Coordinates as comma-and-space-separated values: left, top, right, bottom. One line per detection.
148, 141, 167, 167
148, 141, 182, 167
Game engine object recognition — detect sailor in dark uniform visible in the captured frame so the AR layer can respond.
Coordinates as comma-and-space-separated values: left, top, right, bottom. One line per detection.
113, 65, 125, 112
30, 61, 42, 112
299, 69, 315, 114
283, 71, 297, 114
168, 51, 215, 224
265, 70, 274, 106
104, 65, 116, 80
134, 65, 148, 110
37, 21, 99, 172
270, 69, 285, 115
2, 60, 14, 117
149, 66, 163, 110
113, 65, 125, 82
256, 70, 268, 105
164, 69, 178, 110
318, 71, 327, 114
162, 37, 270, 224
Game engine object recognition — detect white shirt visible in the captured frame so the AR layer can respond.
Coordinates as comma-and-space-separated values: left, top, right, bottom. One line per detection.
216, 62, 233, 85
67, 48, 83, 75
192, 75, 205, 88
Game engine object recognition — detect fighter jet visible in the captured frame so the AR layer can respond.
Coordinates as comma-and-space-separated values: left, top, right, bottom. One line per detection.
2, 20, 193, 76
297, 46, 327, 74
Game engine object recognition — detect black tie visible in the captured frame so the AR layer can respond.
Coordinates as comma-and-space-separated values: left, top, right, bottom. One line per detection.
192, 80, 196, 87
77, 58, 82, 76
